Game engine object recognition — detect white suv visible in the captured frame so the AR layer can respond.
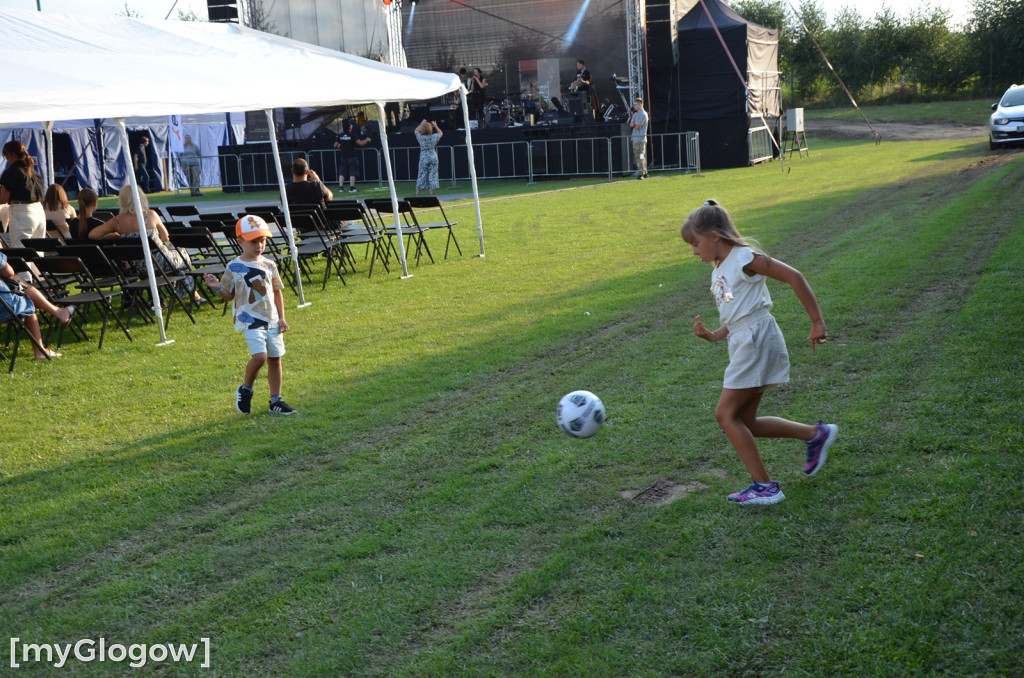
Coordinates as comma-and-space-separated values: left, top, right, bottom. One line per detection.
989, 84, 1024, 150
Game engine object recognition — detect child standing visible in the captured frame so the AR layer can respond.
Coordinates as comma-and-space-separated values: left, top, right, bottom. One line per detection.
204, 215, 297, 416
683, 200, 836, 505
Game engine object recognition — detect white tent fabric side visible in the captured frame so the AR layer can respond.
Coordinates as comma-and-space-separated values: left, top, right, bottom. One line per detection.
1, 115, 242, 197
0, 9, 483, 342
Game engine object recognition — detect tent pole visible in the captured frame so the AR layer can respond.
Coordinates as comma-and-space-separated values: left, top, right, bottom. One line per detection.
376, 101, 411, 279
44, 121, 54, 188
265, 109, 310, 308
460, 89, 484, 257
115, 118, 172, 345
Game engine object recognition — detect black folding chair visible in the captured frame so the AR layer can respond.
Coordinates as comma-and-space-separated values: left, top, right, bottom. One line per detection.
365, 198, 434, 266
404, 195, 463, 259
164, 204, 201, 224
32, 254, 133, 349
288, 210, 346, 289
101, 240, 196, 330
20, 237, 62, 255
168, 229, 229, 308
324, 204, 389, 277
5, 256, 85, 347
0, 286, 51, 372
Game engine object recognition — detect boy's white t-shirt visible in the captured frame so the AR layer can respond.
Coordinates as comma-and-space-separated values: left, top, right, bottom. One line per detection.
221, 255, 284, 331
711, 245, 773, 327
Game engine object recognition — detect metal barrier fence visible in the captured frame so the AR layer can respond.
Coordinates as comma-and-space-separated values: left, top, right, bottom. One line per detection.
748, 125, 775, 165
214, 131, 701, 192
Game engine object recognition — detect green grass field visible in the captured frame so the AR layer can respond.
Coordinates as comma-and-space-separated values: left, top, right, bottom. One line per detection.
3, 110, 1022, 676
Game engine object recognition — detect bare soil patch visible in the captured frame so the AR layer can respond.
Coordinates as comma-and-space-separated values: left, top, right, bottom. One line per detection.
621, 478, 710, 505
805, 118, 987, 142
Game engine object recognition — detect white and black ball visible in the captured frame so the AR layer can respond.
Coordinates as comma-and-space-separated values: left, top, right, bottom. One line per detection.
557, 390, 606, 438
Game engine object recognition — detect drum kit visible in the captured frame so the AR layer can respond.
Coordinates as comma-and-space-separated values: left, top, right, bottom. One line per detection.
483, 82, 547, 126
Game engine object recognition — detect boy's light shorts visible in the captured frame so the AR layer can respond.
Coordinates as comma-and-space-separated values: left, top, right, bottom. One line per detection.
243, 324, 286, 358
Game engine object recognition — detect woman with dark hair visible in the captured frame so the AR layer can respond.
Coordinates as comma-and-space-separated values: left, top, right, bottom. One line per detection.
0, 140, 46, 247
76, 188, 102, 240
42, 183, 77, 242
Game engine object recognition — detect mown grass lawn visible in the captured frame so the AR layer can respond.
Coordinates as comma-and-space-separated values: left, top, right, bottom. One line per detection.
2, 121, 1022, 676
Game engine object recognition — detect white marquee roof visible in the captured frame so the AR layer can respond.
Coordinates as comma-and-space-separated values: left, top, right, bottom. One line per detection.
0, 9, 461, 125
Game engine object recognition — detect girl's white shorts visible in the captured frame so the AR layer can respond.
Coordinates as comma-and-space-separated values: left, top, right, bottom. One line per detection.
723, 309, 790, 390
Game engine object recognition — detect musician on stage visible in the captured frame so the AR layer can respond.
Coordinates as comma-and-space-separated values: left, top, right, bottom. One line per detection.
571, 60, 592, 97
467, 68, 488, 125
566, 59, 594, 118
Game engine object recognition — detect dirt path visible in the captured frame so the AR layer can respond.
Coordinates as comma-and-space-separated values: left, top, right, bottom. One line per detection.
804, 118, 988, 142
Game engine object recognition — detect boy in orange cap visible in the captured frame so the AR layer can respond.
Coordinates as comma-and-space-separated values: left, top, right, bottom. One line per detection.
204, 215, 296, 415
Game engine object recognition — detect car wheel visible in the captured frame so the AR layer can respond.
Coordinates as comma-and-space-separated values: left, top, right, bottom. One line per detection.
990, 136, 997, 150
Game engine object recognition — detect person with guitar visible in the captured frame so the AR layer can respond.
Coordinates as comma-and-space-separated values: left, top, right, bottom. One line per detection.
570, 59, 591, 97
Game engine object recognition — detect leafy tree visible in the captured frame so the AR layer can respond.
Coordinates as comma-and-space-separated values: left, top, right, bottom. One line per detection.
969, 0, 1024, 96
904, 7, 975, 94
825, 7, 869, 97
787, 0, 830, 102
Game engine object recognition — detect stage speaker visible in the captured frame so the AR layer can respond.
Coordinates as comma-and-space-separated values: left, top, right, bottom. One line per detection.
207, 0, 238, 22
542, 110, 559, 122
283, 107, 301, 130
486, 118, 506, 130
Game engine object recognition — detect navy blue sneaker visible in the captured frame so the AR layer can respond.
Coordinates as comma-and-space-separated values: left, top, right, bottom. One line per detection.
236, 386, 253, 415
269, 398, 297, 416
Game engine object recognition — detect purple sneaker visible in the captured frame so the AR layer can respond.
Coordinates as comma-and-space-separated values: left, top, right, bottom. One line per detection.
804, 422, 838, 476
728, 480, 785, 505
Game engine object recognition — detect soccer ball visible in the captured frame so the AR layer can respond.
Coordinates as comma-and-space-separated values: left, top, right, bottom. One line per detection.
557, 390, 606, 438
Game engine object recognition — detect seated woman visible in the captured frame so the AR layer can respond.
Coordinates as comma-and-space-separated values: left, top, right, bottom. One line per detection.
75, 188, 104, 240
0, 250, 75, 360
88, 185, 201, 303
42, 183, 77, 242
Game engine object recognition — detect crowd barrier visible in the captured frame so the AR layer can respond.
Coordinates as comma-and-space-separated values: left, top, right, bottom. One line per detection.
211, 131, 702, 193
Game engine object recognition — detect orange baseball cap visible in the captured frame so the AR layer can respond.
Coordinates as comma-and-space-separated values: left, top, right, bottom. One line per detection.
235, 214, 272, 241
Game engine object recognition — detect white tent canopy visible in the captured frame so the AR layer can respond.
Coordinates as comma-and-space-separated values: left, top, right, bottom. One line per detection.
0, 9, 484, 342
0, 10, 463, 122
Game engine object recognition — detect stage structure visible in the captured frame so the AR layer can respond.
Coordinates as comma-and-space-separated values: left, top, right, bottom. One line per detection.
251, 0, 776, 171
261, 0, 390, 58
647, 0, 780, 168
624, 0, 647, 104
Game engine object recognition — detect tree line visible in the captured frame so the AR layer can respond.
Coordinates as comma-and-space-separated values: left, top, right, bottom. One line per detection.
733, 0, 1024, 103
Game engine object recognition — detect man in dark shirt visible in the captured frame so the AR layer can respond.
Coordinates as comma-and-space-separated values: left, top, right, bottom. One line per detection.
333, 118, 370, 194
133, 136, 153, 193
284, 158, 332, 211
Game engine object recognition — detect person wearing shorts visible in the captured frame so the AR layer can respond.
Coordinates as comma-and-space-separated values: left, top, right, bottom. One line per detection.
205, 215, 297, 415
334, 118, 370, 193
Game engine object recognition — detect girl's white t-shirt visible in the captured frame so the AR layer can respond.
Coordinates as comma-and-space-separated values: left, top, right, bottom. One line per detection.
711, 245, 773, 326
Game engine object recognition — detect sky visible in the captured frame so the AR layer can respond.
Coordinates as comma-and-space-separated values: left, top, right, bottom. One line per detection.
0, 0, 972, 27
